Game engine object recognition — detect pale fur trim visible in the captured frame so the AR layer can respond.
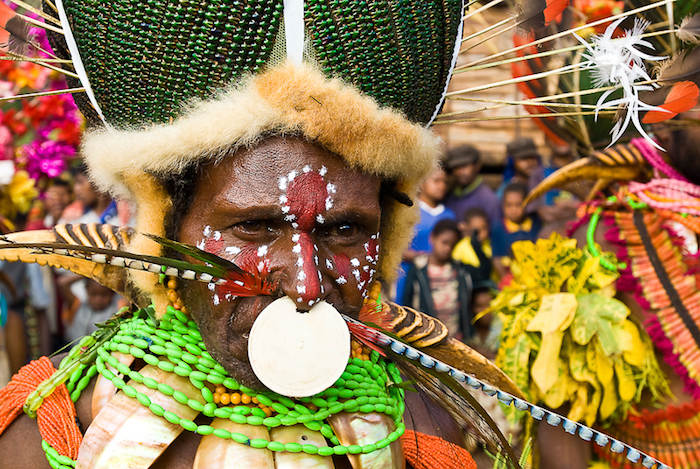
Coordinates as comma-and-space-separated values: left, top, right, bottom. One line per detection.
83, 63, 438, 201
81, 62, 439, 312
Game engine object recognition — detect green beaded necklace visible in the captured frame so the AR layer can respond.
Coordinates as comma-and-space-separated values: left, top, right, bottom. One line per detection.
42, 306, 406, 468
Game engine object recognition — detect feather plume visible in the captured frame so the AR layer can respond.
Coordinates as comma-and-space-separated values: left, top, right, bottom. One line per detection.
0, 1, 33, 55
345, 318, 520, 468
342, 316, 673, 469
678, 14, 700, 44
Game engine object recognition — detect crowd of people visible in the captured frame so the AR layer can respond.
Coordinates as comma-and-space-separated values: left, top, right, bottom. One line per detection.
394, 136, 578, 359
0, 164, 130, 379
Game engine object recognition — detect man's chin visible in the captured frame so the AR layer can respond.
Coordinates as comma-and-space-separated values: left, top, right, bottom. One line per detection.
207, 346, 266, 390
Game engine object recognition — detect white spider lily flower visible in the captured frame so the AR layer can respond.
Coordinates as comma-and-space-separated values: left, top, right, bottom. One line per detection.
575, 17, 668, 149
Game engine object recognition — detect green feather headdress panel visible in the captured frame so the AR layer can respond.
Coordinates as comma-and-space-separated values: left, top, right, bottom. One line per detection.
47, 0, 464, 127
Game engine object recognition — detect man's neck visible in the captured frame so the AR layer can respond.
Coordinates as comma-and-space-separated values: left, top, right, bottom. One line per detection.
419, 195, 439, 209
453, 176, 482, 197
428, 256, 450, 267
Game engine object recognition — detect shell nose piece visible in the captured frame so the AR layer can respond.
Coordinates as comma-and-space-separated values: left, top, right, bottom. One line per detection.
247, 296, 350, 397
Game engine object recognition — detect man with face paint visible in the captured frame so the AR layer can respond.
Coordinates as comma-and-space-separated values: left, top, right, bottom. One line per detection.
0, 1, 525, 467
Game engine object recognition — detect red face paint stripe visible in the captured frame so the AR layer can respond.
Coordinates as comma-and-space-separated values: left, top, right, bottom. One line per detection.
286, 172, 328, 231
298, 232, 321, 303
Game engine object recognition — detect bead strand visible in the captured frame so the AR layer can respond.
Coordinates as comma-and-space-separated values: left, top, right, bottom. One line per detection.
57, 306, 405, 463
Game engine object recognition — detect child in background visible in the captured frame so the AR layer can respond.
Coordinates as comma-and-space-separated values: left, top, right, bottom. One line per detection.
403, 219, 477, 341
59, 275, 123, 343
492, 182, 541, 279
466, 281, 500, 359
453, 207, 492, 268
394, 165, 455, 303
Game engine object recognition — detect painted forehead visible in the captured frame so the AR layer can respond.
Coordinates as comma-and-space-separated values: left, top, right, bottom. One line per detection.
198, 161, 380, 307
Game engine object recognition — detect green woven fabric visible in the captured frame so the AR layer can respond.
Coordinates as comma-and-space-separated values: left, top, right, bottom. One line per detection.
57, 0, 463, 126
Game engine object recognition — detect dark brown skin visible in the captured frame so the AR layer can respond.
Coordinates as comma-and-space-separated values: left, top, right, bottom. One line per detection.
0, 137, 460, 468
178, 137, 382, 388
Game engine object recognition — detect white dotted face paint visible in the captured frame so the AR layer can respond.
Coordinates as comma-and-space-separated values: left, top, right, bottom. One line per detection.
225, 246, 241, 255
208, 283, 215, 291
213, 294, 220, 305
203, 225, 212, 237
350, 258, 360, 267
213, 231, 221, 241
257, 245, 268, 257
336, 276, 347, 285
325, 259, 333, 270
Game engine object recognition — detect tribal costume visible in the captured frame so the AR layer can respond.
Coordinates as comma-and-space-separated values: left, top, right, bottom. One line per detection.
0, 0, 695, 469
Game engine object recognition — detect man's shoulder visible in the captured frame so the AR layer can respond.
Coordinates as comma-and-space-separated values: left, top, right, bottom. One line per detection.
472, 181, 499, 201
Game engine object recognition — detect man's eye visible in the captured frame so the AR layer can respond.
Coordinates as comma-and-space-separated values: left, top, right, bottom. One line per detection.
329, 223, 358, 238
236, 220, 273, 233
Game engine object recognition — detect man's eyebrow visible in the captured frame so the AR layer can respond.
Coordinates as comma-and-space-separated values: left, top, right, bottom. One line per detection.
322, 209, 380, 225
213, 203, 287, 220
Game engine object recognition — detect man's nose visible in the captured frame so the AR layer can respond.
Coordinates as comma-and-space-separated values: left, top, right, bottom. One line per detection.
276, 232, 329, 309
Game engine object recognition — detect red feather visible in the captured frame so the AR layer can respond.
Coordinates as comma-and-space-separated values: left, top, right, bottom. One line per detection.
642, 81, 700, 124
543, 0, 569, 25
218, 257, 275, 298
345, 321, 387, 357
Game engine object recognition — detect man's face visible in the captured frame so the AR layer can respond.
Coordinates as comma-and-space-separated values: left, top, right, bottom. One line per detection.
452, 162, 480, 187
74, 174, 98, 208
466, 216, 489, 242
178, 137, 382, 388
503, 191, 525, 223
513, 156, 539, 179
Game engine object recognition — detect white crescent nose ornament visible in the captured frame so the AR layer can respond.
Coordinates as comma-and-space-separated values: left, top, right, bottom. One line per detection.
248, 296, 351, 397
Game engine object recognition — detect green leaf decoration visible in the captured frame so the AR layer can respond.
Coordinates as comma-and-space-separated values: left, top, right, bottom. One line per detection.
571, 294, 629, 354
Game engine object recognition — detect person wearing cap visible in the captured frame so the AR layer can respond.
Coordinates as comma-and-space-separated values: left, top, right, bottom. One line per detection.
443, 145, 501, 228
497, 137, 543, 200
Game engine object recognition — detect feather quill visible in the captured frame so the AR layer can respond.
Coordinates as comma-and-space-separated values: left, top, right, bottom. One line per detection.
345, 318, 520, 468
0, 236, 274, 297
343, 316, 674, 469
0, 1, 33, 55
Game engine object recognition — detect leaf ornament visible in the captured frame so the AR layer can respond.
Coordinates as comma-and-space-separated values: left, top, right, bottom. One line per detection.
342, 315, 674, 469
641, 80, 700, 123
0, 1, 33, 55
492, 233, 670, 428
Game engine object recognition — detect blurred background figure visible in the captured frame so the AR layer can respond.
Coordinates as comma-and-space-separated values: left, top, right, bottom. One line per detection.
61, 164, 118, 225
498, 137, 543, 199
59, 276, 124, 344
403, 219, 487, 341
394, 164, 455, 303
492, 182, 541, 280
444, 145, 501, 227
453, 207, 492, 269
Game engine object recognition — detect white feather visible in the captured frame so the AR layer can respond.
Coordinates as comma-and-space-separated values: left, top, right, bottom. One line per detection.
283, 0, 305, 64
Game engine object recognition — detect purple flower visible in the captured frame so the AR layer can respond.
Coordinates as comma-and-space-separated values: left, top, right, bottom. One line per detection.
22, 140, 75, 179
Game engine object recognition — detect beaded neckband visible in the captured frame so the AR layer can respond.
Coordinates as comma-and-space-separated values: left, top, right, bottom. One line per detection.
41, 306, 406, 468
